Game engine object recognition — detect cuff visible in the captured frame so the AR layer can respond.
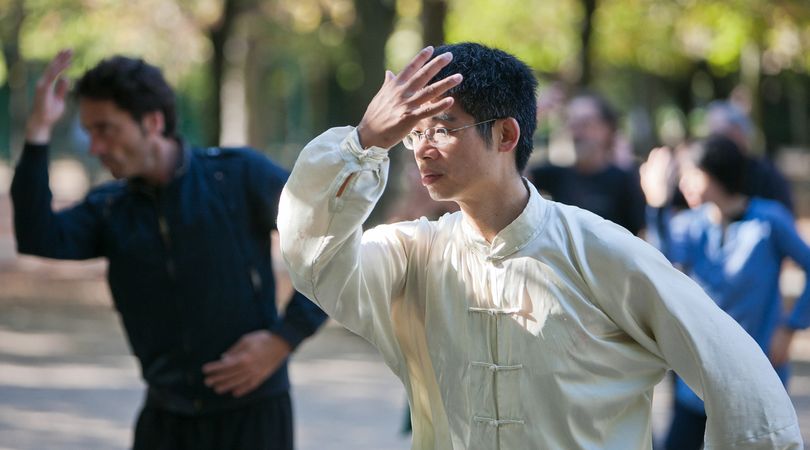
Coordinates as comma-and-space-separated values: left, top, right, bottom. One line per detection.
270, 322, 308, 351
341, 128, 389, 165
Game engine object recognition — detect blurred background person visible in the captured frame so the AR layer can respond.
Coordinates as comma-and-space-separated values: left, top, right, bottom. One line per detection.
528, 92, 646, 236
705, 100, 794, 213
11, 50, 327, 450
641, 135, 810, 450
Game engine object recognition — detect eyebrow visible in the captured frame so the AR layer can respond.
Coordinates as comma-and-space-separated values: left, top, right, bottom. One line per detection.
432, 112, 455, 122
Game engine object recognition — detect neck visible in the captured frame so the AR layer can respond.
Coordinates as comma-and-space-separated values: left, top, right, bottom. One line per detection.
708, 193, 749, 224
575, 149, 610, 174
145, 137, 181, 186
458, 175, 530, 242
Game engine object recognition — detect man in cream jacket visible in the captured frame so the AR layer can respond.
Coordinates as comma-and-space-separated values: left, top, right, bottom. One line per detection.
278, 43, 802, 449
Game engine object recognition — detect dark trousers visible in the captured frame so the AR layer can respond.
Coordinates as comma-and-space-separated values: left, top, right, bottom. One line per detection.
664, 400, 706, 450
133, 393, 293, 450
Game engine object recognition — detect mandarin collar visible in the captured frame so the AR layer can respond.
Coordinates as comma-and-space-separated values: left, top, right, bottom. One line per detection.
461, 178, 549, 261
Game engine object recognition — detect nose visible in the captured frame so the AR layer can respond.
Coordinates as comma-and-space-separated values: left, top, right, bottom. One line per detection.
412, 138, 438, 160
88, 137, 107, 157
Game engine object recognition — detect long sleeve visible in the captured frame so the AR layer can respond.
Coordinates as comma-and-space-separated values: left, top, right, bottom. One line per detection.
579, 221, 802, 449
10, 143, 104, 260
240, 148, 328, 349
769, 203, 810, 330
278, 126, 410, 365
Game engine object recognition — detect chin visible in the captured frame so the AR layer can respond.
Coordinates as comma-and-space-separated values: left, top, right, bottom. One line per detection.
426, 188, 451, 202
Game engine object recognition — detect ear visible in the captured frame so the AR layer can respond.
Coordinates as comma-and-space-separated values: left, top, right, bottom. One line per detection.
495, 117, 521, 154
141, 111, 166, 137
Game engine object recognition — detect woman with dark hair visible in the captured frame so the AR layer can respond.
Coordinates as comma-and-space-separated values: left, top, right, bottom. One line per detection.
661, 135, 810, 449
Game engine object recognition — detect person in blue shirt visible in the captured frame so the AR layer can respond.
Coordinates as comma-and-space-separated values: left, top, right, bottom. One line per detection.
648, 135, 810, 450
10, 50, 327, 450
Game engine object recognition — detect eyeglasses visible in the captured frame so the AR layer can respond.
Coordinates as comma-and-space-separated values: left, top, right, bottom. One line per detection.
402, 119, 498, 150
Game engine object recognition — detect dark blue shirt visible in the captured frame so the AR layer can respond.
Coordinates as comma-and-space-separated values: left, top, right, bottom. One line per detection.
529, 163, 646, 235
11, 142, 328, 415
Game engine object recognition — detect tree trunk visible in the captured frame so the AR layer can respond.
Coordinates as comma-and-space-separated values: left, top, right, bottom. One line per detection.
578, 0, 597, 87
341, 0, 397, 125
206, 0, 241, 146
422, 0, 448, 47
2, 0, 26, 161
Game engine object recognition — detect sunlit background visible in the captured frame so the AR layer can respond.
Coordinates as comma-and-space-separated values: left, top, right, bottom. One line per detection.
1, 0, 810, 448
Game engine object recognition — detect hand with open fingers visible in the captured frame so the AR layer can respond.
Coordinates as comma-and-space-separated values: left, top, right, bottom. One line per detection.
356, 46, 463, 150
27, 49, 74, 143
202, 330, 292, 398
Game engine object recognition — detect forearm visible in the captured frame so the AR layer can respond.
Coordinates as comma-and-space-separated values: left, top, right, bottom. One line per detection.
11, 142, 102, 260
277, 126, 389, 314
274, 290, 328, 350
10, 143, 58, 255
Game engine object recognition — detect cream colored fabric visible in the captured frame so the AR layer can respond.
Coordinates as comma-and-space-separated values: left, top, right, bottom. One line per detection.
278, 126, 802, 450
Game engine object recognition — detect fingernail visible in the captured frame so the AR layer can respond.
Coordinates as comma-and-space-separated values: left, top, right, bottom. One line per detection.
443, 52, 453, 61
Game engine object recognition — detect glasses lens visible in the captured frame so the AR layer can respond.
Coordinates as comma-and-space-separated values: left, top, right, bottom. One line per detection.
432, 128, 449, 145
402, 132, 416, 150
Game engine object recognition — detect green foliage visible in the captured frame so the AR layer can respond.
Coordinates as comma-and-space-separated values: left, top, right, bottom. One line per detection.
445, 0, 579, 74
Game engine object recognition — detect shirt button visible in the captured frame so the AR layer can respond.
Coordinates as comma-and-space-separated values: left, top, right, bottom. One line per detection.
489, 420, 498, 427
194, 399, 203, 411
489, 365, 497, 372
214, 171, 224, 181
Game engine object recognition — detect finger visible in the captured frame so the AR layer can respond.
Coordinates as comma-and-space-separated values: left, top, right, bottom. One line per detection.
202, 355, 239, 375
222, 340, 251, 360
211, 372, 252, 395
407, 73, 463, 106
409, 97, 455, 122
54, 77, 70, 99
37, 56, 72, 96
204, 366, 245, 387
43, 50, 73, 84
205, 366, 250, 389
404, 51, 454, 93
395, 46, 434, 82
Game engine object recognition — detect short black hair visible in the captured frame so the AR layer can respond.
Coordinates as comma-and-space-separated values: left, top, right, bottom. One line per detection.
429, 43, 538, 172
692, 134, 746, 195
76, 56, 177, 138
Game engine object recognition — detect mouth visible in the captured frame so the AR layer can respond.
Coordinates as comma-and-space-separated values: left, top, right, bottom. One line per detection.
420, 171, 442, 185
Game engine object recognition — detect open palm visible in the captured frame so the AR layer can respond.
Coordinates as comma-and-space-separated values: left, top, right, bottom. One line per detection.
27, 49, 73, 142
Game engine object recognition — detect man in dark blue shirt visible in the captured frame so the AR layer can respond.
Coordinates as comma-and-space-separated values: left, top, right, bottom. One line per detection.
11, 50, 327, 450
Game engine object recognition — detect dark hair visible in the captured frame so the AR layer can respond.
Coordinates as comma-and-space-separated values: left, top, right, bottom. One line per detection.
76, 56, 177, 138
571, 91, 619, 132
692, 134, 746, 195
429, 43, 538, 172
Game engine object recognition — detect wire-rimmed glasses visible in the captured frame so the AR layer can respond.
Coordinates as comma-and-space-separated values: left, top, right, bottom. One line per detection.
402, 119, 497, 150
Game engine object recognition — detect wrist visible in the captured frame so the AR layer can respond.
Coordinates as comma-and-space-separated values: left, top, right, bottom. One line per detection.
356, 122, 372, 149
25, 120, 53, 145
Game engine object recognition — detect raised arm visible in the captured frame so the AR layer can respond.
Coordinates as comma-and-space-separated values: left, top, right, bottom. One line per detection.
277, 48, 460, 354
11, 50, 105, 260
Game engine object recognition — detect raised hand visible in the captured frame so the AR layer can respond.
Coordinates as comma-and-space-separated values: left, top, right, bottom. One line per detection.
639, 146, 676, 208
356, 46, 463, 150
26, 49, 73, 144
